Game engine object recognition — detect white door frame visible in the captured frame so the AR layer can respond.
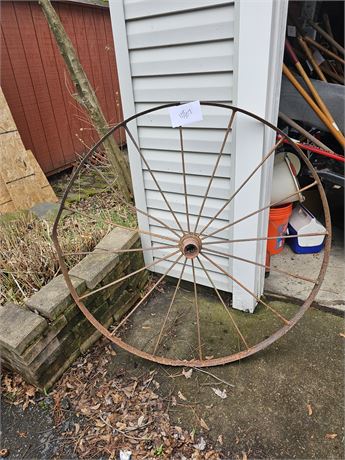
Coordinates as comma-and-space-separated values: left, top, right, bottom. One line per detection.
230, 0, 288, 311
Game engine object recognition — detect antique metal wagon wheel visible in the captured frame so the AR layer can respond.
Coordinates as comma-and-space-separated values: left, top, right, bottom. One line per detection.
52, 103, 331, 367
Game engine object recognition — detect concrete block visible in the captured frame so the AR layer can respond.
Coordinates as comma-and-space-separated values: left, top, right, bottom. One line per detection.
94, 228, 139, 252
26, 275, 86, 321
21, 315, 68, 365
0, 303, 47, 355
69, 251, 120, 290
2, 226, 148, 391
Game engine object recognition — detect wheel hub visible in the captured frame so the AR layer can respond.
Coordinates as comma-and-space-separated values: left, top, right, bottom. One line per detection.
179, 234, 202, 259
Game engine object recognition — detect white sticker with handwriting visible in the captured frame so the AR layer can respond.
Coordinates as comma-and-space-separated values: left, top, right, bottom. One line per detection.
169, 101, 203, 128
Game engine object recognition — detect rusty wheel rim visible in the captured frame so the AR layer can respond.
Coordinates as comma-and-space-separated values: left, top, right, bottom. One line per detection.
52, 103, 331, 367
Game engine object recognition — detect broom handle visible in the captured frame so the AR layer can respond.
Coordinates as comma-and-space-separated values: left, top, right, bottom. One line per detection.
304, 36, 345, 65
297, 37, 327, 82
322, 13, 344, 77
282, 64, 345, 148
285, 40, 340, 131
308, 20, 345, 56
278, 112, 334, 153
321, 66, 345, 85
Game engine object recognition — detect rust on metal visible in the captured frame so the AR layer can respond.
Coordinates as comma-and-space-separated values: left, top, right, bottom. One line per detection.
52, 102, 331, 368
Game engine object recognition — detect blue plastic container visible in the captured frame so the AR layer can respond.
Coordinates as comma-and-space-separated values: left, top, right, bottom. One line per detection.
287, 205, 326, 254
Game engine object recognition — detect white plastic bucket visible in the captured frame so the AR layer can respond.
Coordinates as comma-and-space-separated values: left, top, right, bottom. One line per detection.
271, 152, 302, 205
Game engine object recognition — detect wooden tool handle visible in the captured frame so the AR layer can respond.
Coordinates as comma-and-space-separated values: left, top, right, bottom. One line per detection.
308, 20, 345, 56
285, 39, 341, 132
282, 64, 345, 148
305, 36, 345, 65
298, 37, 327, 82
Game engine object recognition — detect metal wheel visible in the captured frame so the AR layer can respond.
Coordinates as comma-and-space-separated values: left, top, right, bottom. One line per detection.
52, 103, 331, 367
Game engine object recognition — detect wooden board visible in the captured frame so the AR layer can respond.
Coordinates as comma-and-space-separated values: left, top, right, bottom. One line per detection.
0, 131, 33, 182
0, 87, 58, 213
0, 88, 16, 134
26, 150, 58, 203
5, 175, 44, 210
0, 174, 15, 213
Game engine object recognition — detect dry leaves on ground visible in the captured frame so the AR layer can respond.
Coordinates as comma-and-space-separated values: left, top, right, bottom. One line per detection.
1, 373, 37, 411
211, 388, 227, 399
49, 339, 223, 459
325, 433, 338, 440
306, 403, 313, 416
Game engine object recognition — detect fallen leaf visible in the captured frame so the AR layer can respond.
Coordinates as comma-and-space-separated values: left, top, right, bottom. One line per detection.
25, 386, 36, 397
211, 387, 227, 399
182, 368, 193, 379
307, 403, 313, 416
339, 333, 345, 338
194, 437, 206, 451
171, 396, 177, 406
0, 449, 9, 458
217, 434, 223, 445
137, 415, 145, 427
325, 433, 337, 440
16, 431, 27, 438
177, 391, 187, 401
199, 418, 209, 431
242, 452, 248, 460
90, 403, 101, 410
95, 420, 106, 428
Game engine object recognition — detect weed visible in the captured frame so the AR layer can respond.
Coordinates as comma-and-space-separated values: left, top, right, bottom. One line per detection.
154, 444, 164, 456
0, 165, 136, 305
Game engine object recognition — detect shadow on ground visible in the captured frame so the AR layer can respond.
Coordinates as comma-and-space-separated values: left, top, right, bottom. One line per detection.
109, 283, 344, 459
1, 284, 344, 459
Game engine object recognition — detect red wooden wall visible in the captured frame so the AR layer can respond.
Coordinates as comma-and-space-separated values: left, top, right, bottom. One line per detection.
1, 1, 123, 175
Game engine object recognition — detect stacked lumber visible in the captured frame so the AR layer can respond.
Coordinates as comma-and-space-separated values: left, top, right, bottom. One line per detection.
0, 88, 57, 214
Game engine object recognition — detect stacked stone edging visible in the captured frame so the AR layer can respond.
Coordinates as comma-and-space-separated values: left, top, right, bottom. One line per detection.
0, 228, 148, 390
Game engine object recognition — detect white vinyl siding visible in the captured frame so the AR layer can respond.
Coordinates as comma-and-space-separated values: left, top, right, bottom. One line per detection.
110, 0, 288, 305
111, 0, 235, 290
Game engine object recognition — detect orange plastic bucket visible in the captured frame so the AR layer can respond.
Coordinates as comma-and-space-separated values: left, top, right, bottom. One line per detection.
267, 203, 293, 255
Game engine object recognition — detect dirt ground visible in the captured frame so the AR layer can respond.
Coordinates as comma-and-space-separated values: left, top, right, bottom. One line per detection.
1, 285, 344, 459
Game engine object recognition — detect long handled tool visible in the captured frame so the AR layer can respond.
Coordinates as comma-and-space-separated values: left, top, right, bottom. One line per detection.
297, 37, 327, 82
308, 20, 345, 56
304, 36, 345, 66
278, 111, 334, 153
321, 67, 344, 85
323, 14, 344, 76
282, 64, 345, 148
285, 39, 342, 134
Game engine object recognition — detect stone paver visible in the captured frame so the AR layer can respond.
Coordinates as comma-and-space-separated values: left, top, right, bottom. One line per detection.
0, 303, 47, 355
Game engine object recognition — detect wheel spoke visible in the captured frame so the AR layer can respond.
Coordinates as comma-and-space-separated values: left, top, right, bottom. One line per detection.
198, 138, 284, 236
201, 252, 290, 325
179, 127, 191, 233
125, 125, 186, 235
79, 248, 181, 300
196, 257, 249, 349
83, 157, 183, 239
63, 205, 180, 244
191, 259, 203, 359
193, 110, 237, 233
201, 180, 318, 241
112, 254, 184, 335
153, 258, 187, 355
62, 244, 180, 257
203, 248, 318, 284
202, 231, 328, 246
